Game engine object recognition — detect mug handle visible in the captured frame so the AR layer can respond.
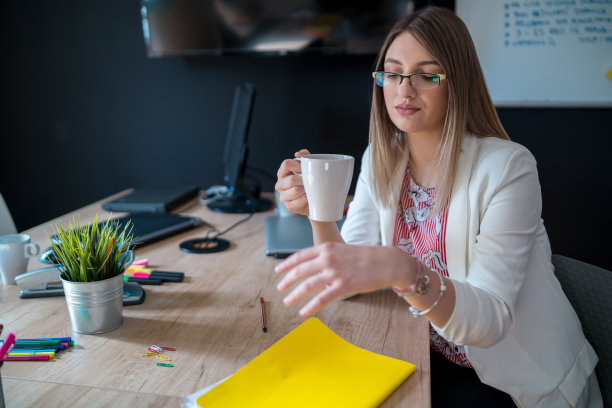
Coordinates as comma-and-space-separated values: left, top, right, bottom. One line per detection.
293, 157, 302, 176
24, 242, 40, 258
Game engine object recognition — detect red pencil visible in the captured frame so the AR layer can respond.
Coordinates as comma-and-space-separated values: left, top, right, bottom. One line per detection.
259, 297, 267, 333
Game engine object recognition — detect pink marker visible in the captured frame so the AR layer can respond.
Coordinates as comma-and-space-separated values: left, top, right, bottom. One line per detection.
132, 258, 149, 266
0, 333, 16, 360
4, 354, 50, 361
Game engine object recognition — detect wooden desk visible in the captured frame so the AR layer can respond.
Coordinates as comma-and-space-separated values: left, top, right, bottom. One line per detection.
0, 191, 430, 407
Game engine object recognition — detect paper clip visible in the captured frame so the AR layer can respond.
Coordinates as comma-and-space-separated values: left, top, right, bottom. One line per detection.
156, 362, 173, 367
161, 346, 176, 351
141, 352, 157, 357
148, 345, 163, 353
157, 355, 171, 361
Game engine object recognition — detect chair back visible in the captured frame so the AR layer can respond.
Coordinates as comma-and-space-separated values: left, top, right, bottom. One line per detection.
552, 254, 612, 406
0, 193, 17, 235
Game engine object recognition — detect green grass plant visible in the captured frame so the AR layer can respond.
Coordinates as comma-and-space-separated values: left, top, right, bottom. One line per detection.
48, 214, 135, 283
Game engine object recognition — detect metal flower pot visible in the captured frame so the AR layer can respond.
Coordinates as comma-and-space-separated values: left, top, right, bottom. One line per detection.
60, 250, 134, 334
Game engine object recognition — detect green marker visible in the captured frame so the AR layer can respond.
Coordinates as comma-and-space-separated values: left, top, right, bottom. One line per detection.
15, 340, 60, 346
156, 362, 174, 367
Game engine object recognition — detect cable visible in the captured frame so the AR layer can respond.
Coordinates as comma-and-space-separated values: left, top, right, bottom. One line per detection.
202, 210, 254, 241
180, 196, 256, 254
246, 166, 276, 183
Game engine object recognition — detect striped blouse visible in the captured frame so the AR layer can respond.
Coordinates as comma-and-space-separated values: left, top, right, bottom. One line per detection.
393, 169, 472, 368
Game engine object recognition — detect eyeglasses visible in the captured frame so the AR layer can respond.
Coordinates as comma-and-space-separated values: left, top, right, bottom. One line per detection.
372, 71, 447, 89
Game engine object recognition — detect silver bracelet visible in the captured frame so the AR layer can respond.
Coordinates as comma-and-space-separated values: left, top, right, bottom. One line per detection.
408, 271, 446, 318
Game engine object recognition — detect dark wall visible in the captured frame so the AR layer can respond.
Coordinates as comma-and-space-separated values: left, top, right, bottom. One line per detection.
1, 1, 610, 269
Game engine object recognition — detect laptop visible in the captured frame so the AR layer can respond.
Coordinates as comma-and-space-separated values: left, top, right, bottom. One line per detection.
265, 215, 345, 258
40, 212, 204, 264
101, 186, 199, 213
117, 212, 204, 246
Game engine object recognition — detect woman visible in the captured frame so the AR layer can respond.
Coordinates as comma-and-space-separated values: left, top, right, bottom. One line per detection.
274, 6, 602, 408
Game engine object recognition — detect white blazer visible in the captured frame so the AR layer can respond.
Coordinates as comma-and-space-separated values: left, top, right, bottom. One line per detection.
341, 133, 600, 407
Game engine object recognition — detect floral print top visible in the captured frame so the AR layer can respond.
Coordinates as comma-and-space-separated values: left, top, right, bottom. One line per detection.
393, 169, 472, 368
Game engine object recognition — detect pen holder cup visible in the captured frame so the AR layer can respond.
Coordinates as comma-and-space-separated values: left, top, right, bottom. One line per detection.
59, 250, 133, 334
61, 273, 125, 334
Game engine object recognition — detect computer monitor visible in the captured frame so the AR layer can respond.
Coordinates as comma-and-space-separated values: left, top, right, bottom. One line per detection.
207, 82, 273, 214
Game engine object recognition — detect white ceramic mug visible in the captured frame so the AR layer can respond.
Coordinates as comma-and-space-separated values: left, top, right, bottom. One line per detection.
297, 154, 354, 222
0, 233, 40, 285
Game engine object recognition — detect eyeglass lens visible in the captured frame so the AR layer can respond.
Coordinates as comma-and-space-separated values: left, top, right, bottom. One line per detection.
375, 72, 441, 89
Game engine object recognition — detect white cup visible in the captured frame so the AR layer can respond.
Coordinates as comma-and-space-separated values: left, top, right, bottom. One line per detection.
0, 233, 40, 285
297, 154, 354, 222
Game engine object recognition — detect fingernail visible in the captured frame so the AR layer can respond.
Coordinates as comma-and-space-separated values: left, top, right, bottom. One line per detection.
283, 296, 292, 305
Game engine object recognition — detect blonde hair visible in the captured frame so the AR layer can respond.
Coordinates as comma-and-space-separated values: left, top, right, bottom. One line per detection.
369, 6, 509, 213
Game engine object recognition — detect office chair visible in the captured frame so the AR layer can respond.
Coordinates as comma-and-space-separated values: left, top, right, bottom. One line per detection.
552, 254, 612, 406
0, 193, 17, 235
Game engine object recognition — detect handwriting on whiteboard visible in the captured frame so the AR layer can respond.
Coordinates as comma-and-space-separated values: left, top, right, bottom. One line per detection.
503, 1, 612, 47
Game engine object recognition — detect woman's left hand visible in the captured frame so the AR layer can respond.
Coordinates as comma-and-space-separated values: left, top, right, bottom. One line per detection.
275, 242, 414, 316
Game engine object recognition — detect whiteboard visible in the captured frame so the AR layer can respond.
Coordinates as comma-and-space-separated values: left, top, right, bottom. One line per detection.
456, 0, 612, 107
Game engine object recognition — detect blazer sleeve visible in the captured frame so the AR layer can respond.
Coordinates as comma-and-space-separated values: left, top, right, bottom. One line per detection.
435, 145, 543, 347
340, 147, 382, 246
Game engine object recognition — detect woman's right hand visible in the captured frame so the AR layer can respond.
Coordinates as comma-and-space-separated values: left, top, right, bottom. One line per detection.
275, 149, 310, 216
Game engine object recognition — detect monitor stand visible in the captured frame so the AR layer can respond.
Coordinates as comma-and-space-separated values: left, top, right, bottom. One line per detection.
207, 191, 272, 214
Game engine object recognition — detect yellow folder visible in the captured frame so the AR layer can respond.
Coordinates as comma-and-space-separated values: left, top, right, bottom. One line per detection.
196, 317, 416, 407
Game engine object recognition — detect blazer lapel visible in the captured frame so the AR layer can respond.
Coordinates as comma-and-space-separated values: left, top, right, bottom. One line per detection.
445, 133, 477, 280
380, 154, 408, 246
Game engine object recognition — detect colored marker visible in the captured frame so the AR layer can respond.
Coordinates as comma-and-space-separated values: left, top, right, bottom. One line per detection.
0, 333, 16, 361
126, 277, 163, 285
125, 269, 184, 282
129, 273, 183, 282
4, 355, 50, 361
132, 258, 148, 266
9, 352, 55, 358
7, 345, 62, 351
15, 337, 72, 343
17, 337, 73, 343
14, 340, 60, 346
130, 272, 151, 279
5, 348, 58, 353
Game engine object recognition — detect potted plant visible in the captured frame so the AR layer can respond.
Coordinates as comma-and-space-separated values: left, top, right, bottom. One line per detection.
49, 215, 135, 334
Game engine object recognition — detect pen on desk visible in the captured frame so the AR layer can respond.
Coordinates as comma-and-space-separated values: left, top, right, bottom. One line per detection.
5, 348, 57, 354
125, 277, 163, 285
259, 297, 267, 333
0, 333, 16, 366
8, 351, 55, 358
15, 337, 72, 344
4, 355, 50, 361
13, 340, 61, 346
132, 258, 148, 266
128, 272, 183, 282
125, 268, 185, 281
4, 344, 63, 351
